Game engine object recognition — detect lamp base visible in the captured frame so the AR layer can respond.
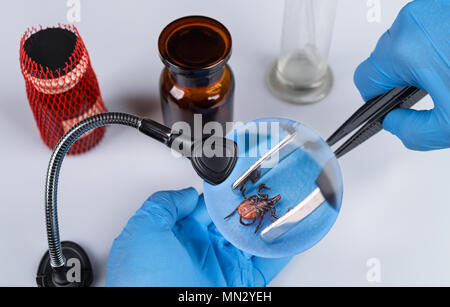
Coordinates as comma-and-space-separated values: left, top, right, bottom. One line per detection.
36, 241, 93, 287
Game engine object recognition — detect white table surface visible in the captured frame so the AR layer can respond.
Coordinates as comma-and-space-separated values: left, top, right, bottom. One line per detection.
0, 0, 448, 286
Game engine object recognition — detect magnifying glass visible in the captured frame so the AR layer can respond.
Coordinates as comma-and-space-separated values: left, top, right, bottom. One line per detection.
204, 117, 342, 258
204, 86, 426, 258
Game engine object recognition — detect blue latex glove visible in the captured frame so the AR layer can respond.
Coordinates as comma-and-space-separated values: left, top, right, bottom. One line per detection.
354, 0, 450, 150
105, 188, 291, 286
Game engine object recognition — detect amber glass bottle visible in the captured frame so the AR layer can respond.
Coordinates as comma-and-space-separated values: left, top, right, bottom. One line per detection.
158, 16, 234, 138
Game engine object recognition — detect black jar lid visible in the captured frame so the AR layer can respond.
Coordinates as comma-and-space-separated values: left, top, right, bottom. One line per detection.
158, 16, 232, 74
23, 27, 78, 76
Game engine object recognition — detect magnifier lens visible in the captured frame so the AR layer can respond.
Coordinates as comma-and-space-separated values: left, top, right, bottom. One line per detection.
204, 118, 343, 258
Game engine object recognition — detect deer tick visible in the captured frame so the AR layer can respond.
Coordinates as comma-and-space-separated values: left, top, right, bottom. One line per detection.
225, 184, 281, 233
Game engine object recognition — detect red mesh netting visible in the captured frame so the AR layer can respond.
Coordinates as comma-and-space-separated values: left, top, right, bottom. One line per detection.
20, 24, 107, 155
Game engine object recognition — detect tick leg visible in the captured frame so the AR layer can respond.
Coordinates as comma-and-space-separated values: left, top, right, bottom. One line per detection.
258, 184, 270, 194
240, 216, 256, 226
254, 216, 264, 233
224, 205, 240, 219
257, 184, 270, 198
269, 214, 274, 222
271, 207, 279, 219
240, 186, 247, 199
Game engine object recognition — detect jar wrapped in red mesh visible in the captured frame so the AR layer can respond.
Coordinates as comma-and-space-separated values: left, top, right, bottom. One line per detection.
20, 25, 107, 154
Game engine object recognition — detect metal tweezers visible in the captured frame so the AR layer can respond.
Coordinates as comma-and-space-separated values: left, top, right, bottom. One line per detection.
233, 86, 428, 243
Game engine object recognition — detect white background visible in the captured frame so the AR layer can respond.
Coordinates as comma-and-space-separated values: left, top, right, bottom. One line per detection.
0, 0, 448, 286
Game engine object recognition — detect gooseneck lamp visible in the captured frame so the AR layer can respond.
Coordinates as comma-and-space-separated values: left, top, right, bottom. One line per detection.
36, 112, 238, 287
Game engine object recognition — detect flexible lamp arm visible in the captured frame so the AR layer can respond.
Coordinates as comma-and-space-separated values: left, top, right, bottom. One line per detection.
41, 112, 238, 287
45, 113, 143, 269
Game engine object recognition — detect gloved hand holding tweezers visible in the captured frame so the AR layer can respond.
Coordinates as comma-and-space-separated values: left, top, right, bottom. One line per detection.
249, 1, 450, 243
354, 0, 450, 151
